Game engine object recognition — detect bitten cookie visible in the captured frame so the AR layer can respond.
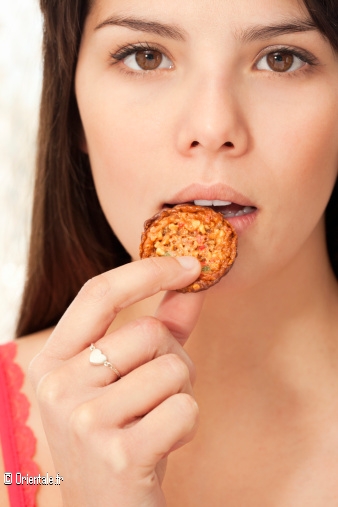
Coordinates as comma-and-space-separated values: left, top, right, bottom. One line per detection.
139, 204, 238, 292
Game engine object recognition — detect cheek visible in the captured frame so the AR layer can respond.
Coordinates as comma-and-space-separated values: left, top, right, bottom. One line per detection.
257, 81, 338, 218
76, 76, 174, 257
236, 83, 338, 283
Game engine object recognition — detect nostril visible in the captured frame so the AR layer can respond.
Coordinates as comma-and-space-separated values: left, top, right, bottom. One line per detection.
190, 140, 234, 149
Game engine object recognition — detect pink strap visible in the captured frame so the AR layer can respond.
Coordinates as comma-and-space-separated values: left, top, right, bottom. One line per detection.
0, 342, 39, 507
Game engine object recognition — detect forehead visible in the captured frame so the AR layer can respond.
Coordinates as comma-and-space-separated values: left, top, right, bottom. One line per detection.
86, 0, 310, 32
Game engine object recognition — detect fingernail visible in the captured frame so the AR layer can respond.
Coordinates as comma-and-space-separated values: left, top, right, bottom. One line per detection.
176, 256, 199, 270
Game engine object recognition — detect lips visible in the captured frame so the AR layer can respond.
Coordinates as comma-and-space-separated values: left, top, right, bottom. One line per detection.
163, 183, 257, 220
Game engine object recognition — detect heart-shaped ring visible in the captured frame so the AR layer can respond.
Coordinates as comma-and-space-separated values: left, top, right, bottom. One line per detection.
89, 344, 121, 379
89, 348, 107, 365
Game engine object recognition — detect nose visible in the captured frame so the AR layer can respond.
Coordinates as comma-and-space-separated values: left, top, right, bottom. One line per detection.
175, 74, 250, 157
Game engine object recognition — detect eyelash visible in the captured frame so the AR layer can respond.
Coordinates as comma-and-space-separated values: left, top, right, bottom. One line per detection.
255, 45, 319, 72
110, 42, 170, 71
109, 42, 319, 75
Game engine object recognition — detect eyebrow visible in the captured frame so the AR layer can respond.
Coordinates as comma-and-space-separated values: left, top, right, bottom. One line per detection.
237, 19, 318, 43
95, 15, 318, 44
95, 16, 186, 41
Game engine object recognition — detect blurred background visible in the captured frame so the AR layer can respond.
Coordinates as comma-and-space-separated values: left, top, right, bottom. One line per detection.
0, 1, 42, 342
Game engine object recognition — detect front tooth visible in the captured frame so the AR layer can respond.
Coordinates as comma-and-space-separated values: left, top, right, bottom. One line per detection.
212, 200, 232, 206
194, 200, 213, 206
194, 199, 232, 206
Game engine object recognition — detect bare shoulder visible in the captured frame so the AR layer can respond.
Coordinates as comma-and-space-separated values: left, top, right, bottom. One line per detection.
15, 327, 54, 369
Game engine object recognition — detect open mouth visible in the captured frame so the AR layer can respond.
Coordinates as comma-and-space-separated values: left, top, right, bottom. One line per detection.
164, 200, 257, 219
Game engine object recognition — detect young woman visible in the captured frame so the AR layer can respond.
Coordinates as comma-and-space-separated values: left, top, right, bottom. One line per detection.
1, 0, 338, 505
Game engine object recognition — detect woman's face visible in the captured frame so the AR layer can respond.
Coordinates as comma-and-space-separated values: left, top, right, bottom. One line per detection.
75, 0, 338, 288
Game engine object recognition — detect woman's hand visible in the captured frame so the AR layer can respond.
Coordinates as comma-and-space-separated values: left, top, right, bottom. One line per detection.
29, 256, 203, 507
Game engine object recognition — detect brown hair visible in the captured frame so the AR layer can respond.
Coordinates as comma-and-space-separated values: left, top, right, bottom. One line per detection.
16, 0, 130, 337
16, 0, 338, 337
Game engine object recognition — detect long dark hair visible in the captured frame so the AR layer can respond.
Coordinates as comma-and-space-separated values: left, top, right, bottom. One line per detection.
15, 0, 338, 337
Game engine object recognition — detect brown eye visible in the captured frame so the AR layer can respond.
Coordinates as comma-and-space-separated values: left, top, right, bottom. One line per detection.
266, 52, 294, 72
121, 47, 174, 71
135, 50, 163, 70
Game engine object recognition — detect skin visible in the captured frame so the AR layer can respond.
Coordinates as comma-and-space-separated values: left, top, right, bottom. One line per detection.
1, 0, 338, 505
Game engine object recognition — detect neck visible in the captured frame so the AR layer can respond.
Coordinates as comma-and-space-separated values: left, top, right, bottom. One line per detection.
187, 222, 338, 411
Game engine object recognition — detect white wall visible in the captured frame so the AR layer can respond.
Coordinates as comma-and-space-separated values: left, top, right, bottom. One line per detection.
0, 1, 42, 342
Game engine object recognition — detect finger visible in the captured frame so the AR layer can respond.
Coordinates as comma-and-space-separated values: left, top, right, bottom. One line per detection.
37, 316, 196, 392
40, 256, 200, 362
130, 393, 199, 468
155, 290, 205, 345
76, 353, 193, 428
87, 316, 196, 386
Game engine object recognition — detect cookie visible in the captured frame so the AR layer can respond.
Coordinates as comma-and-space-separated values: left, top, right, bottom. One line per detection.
139, 204, 238, 292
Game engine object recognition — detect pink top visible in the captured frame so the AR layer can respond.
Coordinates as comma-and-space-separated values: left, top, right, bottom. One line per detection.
0, 342, 39, 507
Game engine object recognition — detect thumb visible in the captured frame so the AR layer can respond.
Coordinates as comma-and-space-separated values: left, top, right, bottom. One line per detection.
154, 290, 205, 345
